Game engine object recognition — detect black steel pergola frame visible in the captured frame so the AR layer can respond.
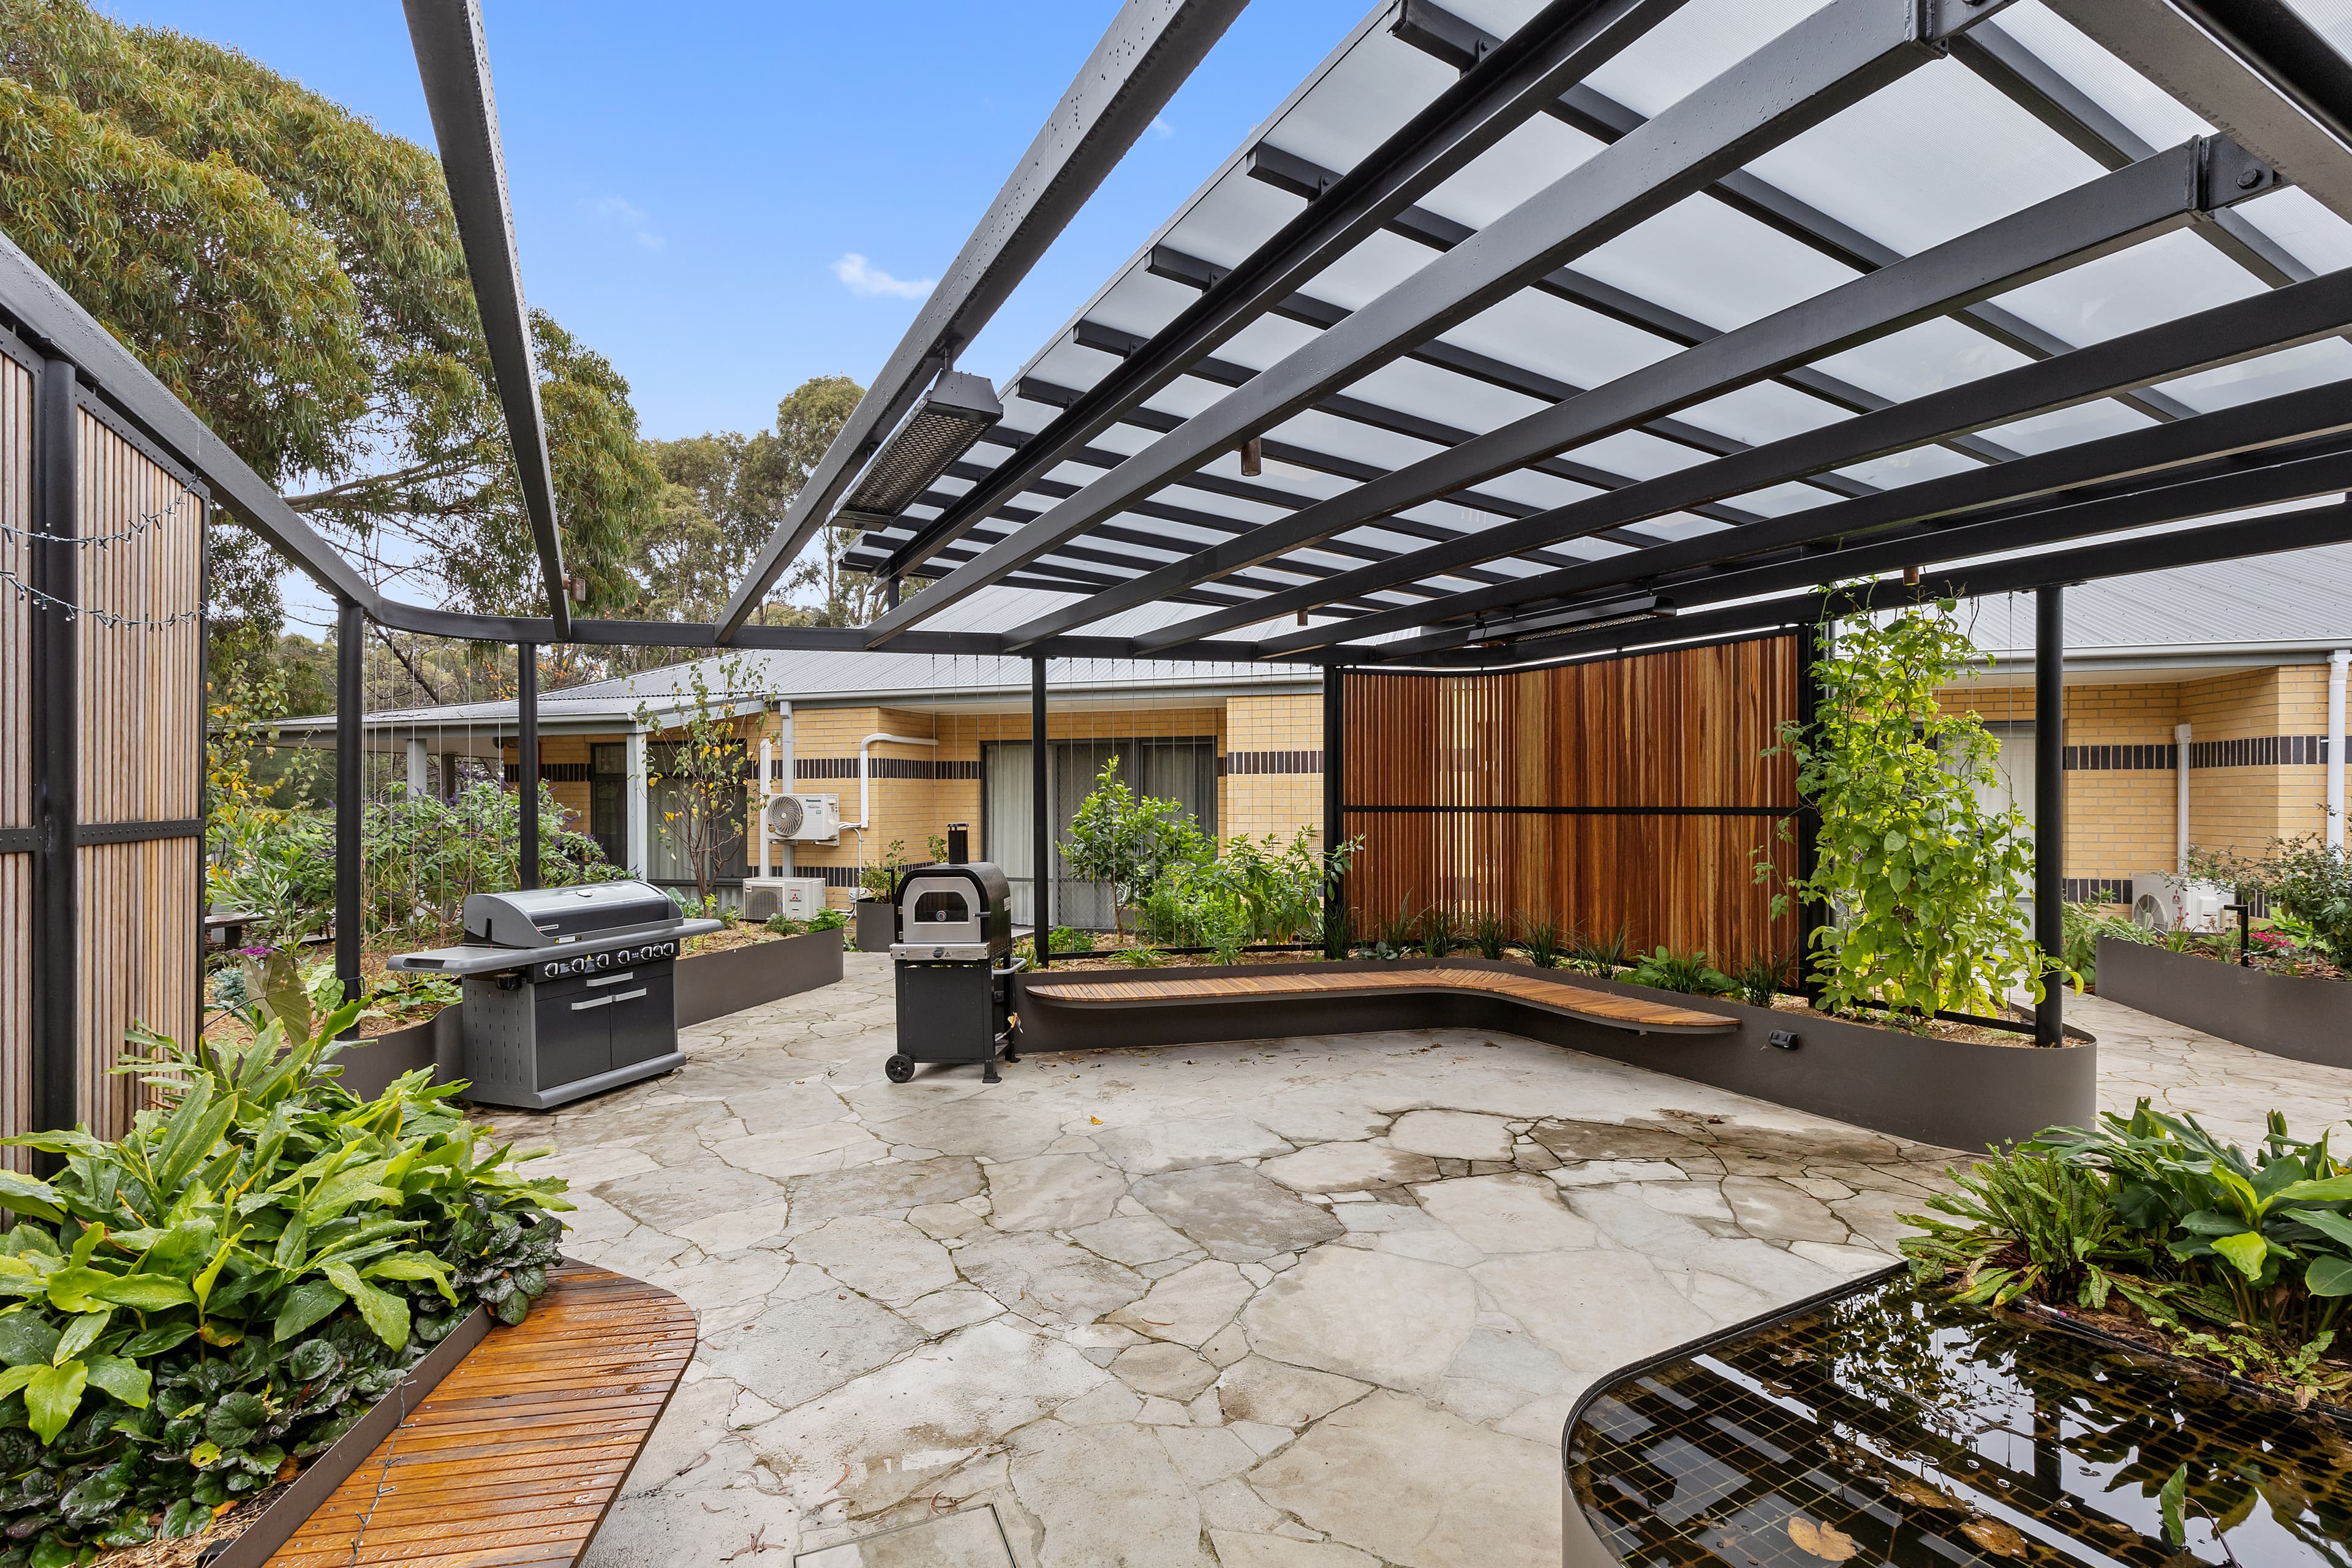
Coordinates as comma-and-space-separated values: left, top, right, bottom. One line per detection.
9, 0, 2352, 1071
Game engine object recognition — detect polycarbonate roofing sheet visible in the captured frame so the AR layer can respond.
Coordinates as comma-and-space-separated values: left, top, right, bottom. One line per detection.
834, 0, 2352, 668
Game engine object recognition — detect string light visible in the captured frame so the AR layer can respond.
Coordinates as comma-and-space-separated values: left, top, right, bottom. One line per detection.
1, 487, 202, 629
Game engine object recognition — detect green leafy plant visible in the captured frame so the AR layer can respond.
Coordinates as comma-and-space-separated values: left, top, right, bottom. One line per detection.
637, 655, 766, 905
1115, 945, 1168, 968
0, 1005, 567, 1556
1468, 913, 1510, 961
2190, 837, 2352, 970
1735, 949, 1791, 1009
2064, 899, 2155, 987
1519, 918, 1565, 970
1572, 922, 1630, 974
1416, 906, 1458, 960
1363, 899, 1418, 962
1757, 594, 2055, 1020
1900, 1148, 2145, 1310
1049, 926, 1095, 955
803, 907, 846, 933
858, 840, 909, 903
1322, 900, 1354, 962
763, 913, 805, 937
1627, 947, 1739, 997
1063, 757, 1205, 936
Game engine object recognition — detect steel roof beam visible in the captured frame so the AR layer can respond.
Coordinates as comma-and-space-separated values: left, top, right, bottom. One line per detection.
404, 0, 571, 639
866, 0, 1691, 582
1398, 0, 2205, 421
1248, 273, 2352, 655
866, 0, 2011, 644
1404, 497, 2352, 669
1383, 435, 2352, 656
1072, 135, 2267, 653
715, 0, 1248, 640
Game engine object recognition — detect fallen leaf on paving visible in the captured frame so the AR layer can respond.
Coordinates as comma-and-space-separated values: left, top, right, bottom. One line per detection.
1962, 1517, 2028, 1557
1787, 1517, 1857, 1560
1888, 1477, 1961, 1510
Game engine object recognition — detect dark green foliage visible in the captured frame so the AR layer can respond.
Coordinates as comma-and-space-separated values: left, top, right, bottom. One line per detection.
1415, 906, 1459, 960
0, 1004, 568, 1559
2190, 837, 2352, 970
1902, 1100, 2352, 1406
1467, 913, 1510, 961
1572, 923, 1630, 974
2060, 899, 2154, 987
1518, 919, 1564, 969
1627, 947, 1739, 997
1734, 949, 1792, 1008
1049, 927, 1095, 955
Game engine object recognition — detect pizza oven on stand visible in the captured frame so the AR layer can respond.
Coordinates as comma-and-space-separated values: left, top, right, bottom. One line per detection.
885, 824, 1022, 1084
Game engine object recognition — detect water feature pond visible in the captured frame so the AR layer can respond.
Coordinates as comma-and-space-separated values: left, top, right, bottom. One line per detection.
1566, 1268, 2351, 1567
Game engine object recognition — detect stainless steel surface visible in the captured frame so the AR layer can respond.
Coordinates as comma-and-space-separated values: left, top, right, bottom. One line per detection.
386, 921, 719, 977
461, 880, 681, 948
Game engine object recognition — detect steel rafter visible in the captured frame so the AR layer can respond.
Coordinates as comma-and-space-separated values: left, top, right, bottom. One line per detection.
1079, 135, 2274, 654
866, 0, 1691, 582
1250, 264, 2352, 658
715, 0, 1248, 640
404, 0, 571, 639
865, 0, 2018, 644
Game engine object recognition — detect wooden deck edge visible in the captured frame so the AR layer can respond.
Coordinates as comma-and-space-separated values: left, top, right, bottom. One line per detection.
1019, 967, 1736, 1035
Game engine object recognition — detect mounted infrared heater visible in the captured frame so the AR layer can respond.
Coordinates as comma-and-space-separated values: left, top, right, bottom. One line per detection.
1456, 593, 1676, 646
833, 371, 1005, 529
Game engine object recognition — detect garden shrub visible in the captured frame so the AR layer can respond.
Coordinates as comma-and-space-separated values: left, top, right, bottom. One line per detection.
2062, 900, 2155, 987
2190, 836, 2352, 970
1760, 595, 2051, 1020
1627, 947, 1739, 997
0, 1005, 568, 1558
1904, 1101, 2352, 1406
1064, 758, 1206, 936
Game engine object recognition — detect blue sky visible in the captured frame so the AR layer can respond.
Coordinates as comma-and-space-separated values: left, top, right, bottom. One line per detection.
103, 0, 1370, 443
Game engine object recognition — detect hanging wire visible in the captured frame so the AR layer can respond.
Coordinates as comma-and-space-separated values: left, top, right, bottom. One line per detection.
1, 487, 203, 628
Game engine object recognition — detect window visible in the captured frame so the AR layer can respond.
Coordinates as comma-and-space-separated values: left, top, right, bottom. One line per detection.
590, 743, 628, 870
981, 737, 1216, 929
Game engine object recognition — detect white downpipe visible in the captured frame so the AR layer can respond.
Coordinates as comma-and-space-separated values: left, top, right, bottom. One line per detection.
845, 732, 939, 875
2174, 722, 2192, 875
757, 738, 772, 879
2329, 649, 2349, 850
405, 738, 429, 797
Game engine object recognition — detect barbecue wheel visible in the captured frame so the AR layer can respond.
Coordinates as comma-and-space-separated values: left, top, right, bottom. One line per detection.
884, 1054, 915, 1084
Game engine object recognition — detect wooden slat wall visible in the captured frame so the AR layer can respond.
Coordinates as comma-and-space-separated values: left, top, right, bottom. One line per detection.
0, 356, 30, 1167
1342, 636, 1801, 970
74, 409, 202, 1137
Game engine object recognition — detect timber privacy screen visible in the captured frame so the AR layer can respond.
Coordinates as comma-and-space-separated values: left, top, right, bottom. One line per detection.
1340, 636, 1801, 970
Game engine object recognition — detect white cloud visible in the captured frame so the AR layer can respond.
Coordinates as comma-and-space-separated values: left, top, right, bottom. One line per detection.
1149, 114, 1175, 140
831, 252, 937, 300
586, 194, 665, 251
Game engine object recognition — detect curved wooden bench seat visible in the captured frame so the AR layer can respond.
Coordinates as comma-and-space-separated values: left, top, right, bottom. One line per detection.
1019, 960, 1736, 1035
265, 1264, 696, 1567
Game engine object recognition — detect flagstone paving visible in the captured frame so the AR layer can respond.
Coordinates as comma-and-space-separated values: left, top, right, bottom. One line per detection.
489, 956, 2350, 1567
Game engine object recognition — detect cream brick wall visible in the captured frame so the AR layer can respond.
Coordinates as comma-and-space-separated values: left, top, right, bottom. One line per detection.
1936, 662, 2340, 881
1224, 691, 1326, 845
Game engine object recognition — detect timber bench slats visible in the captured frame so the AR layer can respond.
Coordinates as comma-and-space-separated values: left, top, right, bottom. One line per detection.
1022, 962, 1737, 1034
264, 1264, 696, 1568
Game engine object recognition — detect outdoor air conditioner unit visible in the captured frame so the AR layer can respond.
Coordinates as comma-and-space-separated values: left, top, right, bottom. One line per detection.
741, 876, 828, 923
764, 793, 840, 844
2130, 873, 2231, 933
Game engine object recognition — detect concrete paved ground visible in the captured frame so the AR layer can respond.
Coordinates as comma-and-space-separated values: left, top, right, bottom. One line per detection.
500, 956, 2349, 1567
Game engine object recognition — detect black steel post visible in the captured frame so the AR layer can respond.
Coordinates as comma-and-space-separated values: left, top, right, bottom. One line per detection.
336, 597, 365, 1031
1795, 619, 1826, 1005
29, 357, 78, 1151
517, 641, 540, 890
2035, 586, 2066, 1046
1323, 665, 1346, 955
1031, 656, 1050, 968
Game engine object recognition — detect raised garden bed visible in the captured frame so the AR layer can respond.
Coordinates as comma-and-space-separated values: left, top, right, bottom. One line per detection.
2098, 934, 2352, 1069
1017, 957, 2094, 1151
338, 927, 843, 1097
1564, 1265, 2351, 1568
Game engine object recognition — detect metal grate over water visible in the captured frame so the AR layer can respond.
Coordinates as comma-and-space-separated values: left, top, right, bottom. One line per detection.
1566, 1273, 2352, 1567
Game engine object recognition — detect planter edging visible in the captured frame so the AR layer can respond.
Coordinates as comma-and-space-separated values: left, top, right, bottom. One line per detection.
1017, 956, 2094, 1151
2097, 935, 2352, 1068
204, 1304, 492, 1568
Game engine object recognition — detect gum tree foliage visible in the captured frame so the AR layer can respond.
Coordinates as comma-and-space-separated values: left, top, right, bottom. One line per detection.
0, 0, 660, 630
1759, 595, 2049, 1020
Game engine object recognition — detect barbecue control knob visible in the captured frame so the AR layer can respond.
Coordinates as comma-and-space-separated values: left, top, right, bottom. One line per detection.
595, 952, 612, 970
541, 963, 559, 981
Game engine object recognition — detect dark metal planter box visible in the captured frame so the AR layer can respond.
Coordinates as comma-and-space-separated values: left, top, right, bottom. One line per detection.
202, 1305, 491, 1567
338, 929, 843, 1096
2098, 934, 2352, 1069
1016, 957, 2094, 1152
853, 899, 895, 952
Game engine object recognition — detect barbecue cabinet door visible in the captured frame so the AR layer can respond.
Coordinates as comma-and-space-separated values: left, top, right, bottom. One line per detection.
608, 967, 676, 1069
534, 974, 614, 1090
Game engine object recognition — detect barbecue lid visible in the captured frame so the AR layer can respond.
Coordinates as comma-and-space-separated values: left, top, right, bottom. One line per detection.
462, 880, 681, 948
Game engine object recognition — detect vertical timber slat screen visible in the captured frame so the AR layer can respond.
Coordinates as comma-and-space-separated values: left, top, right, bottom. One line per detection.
1343, 637, 1801, 970
73, 408, 203, 1138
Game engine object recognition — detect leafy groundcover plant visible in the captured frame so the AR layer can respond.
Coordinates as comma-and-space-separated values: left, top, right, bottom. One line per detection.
0, 1002, 568, 1562
1902, 1101, 2352, 1408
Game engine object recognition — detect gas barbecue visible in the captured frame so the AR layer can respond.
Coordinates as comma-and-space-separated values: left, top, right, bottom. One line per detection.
886, 828, 1022, 1084
388, 881, 720, 1110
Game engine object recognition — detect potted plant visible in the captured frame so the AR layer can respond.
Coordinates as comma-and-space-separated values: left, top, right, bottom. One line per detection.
853, 840, 907, 952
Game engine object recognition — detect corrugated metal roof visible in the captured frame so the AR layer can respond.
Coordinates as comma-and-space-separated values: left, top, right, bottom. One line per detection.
1962, 540, 2352, 657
